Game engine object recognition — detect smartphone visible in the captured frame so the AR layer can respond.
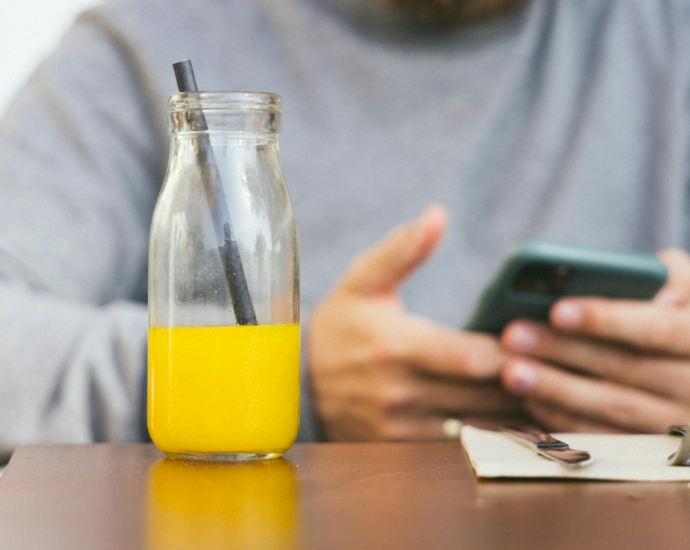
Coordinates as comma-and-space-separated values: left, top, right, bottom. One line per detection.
464, 240, 668, 335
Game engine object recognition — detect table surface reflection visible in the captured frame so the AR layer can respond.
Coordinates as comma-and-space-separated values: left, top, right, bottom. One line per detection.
0, 442, 689, 550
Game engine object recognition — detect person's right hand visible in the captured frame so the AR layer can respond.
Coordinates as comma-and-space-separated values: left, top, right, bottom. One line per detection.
307, 205, 523, 441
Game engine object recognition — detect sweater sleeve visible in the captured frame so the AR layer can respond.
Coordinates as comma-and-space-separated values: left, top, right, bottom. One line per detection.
0, 13, 164, 461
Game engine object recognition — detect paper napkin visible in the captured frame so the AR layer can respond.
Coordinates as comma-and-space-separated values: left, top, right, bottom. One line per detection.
461, 425, 690, 482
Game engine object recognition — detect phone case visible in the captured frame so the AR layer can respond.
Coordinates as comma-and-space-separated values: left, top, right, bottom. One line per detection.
464, 240, 668, 335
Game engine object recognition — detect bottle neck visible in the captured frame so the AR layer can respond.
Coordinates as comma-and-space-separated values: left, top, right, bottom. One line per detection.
168, 91, 282, 137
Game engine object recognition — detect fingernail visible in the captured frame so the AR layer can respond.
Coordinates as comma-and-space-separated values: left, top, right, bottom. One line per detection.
506, 324, 537, 352
505, 361, 537, 394
552, 301, 582, 329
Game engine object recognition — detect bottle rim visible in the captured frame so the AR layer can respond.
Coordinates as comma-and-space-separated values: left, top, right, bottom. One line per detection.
169, 91, 282, 113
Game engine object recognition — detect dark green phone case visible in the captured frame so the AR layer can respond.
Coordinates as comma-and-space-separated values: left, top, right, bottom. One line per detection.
464, 240, 668, 335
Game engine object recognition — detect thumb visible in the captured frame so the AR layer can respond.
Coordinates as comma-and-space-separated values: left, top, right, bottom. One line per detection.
341, 204, 448, 295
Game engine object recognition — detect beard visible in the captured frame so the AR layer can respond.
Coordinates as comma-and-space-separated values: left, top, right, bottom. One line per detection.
380, 0, 528, 25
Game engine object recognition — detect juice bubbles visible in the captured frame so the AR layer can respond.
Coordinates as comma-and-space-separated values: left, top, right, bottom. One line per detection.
148, 324, 300, 459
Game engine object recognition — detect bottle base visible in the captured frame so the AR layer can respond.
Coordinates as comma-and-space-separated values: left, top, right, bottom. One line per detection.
163, 450, 284, 462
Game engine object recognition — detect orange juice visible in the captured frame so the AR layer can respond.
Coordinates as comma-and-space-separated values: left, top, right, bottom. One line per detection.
148, 324, 300, 459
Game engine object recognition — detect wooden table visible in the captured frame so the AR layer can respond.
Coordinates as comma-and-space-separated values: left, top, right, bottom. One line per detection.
0, 442, 689, 550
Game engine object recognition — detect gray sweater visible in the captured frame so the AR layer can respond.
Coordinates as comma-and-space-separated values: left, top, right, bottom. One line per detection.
0, 0, 689, 459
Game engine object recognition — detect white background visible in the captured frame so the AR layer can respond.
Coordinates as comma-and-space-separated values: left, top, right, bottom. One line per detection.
0, 0, 101, 114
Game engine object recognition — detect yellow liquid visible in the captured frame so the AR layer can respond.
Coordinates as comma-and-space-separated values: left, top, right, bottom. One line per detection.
148, 324, 300, 458
147, 458, 300, 550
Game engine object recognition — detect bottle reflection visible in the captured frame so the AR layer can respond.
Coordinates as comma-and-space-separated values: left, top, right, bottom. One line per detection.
147, 458, 300, 550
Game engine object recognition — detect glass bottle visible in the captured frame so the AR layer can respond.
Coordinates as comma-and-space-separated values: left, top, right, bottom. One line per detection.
148, 91, 300, 461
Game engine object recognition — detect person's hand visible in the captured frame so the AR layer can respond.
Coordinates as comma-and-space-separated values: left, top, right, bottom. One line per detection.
500, 249, 690, 433
308, 205, 522, 441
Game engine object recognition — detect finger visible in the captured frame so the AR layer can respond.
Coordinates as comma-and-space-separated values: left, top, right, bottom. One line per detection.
334, 369, 519, 440
341, 204, 448, 296
379, 415, 526, 442
655, 248, 690, 306
391, 315, 507, 379
550, 297, 690, 356
524, 399, 624, 434
321, 405, 448, 442
412, 377, 522, 416
361, 413, 459, 441
502, 321, 690, 400
501, 357, 690, 432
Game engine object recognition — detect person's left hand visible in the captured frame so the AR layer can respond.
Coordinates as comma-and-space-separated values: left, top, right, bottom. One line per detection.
499, 249, 690, 433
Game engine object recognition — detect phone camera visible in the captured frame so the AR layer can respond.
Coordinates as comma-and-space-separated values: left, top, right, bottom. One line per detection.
511, 262, 573, 295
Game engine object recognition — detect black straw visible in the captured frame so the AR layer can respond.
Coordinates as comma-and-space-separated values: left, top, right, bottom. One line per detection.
172, 59, 257, 325
173, 59, 198, 92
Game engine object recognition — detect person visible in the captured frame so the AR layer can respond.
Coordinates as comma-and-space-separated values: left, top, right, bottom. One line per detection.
1, 0, 690, 461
